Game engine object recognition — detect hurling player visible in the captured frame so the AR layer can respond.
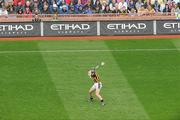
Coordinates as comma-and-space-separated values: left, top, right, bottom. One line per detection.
88, 69, 105, 106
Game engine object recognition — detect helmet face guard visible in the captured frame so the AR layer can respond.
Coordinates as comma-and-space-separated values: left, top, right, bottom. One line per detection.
88, 69, 96, 78
91, 69, 96, 76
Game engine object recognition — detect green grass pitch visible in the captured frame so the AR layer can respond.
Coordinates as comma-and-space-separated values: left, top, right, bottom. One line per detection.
0, 39, 180, 120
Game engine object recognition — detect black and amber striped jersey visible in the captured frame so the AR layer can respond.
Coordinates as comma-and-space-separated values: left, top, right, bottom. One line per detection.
91, 73, 100, 83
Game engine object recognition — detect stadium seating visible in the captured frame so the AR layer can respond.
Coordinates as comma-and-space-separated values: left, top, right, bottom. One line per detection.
0, 0, 179, 17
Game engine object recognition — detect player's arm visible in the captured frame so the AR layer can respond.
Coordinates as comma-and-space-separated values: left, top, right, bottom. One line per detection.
88, 70, 92, 78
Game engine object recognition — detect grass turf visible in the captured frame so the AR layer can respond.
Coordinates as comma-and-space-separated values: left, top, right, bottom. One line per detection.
0, 39, 180, 120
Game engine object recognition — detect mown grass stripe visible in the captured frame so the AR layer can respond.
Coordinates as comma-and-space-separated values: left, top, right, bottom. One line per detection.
0, 42, 70, 120
105, 39, 180, 120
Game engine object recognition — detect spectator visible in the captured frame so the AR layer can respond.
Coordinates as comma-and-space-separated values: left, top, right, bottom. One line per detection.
57, 0, 62, 7
0, 0, 4, 8
167, 0, 172, 9
128, 8, 136, 16
112, 3, 120, 13
61, 4, 68, 13
68, 5, 76, 13
68, 0, 74, 6
134, 0, 139, 4
175, 4, 180, 18
135, 0, 143, 11
143, 1, 149, 9
25, 1, 30, 8
137, 4, 145, 15
119, 0, 127, 13
143, 5, 149, 15
175, 2, 180, 12
58, 0, 68, 13
100, 0, 108, 5
33, 0, 38, 8
163, 3, 170, 14
83, 0, 91, 8
101, 1, 107, 11
38, 0, 44, 13
171, 1, 176, 15
48, 0, 57, 14
24, 7, 32, 17
128, 0, 136, 12
116, 0, 121, 4
150, 0, 155, 5
73, 0, 79, 5
6, 0, 13, 4
109, 0, 116, 11
73, 0, 82, 13
34, 7, 40, 14
103, 4, 111, 13
7, 4, 15, 14
147, 4, 155, 15
159, 0, 165, 12
42, 1, 49, 14
91, 0, 96, 6
84, 6, 93, 13
4, 1, 12, 13
25, 1, 33, 12
94, 5, 102, 13
66, 0, 71, 5
81, 0, 88, 5
77, 4, 84, 13
13, 0, 24, 6
17, 7, 23, 14
32, 0, 40, 14
0, 6, 8, 16
52, 3, 58, 13
4, 0, 10, 8
15, 1, 24, 14
94, 0, 102, 9
153, 0, 160, 12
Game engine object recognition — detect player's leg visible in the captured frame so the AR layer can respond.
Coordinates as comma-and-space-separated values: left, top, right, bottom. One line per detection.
95, 83, 105, 105
95, 88, 103, 100
89, 85, 96, 101
96, 89, 105, 105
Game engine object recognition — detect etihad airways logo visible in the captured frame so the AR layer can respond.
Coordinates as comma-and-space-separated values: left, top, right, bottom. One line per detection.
163, 22, 180, 33
106, 23, 147, 34
50, 23, 91, 34
107, 23, 146, 30
0, 25, 33, 31
0, 24, 35, 36
51, 24, 90, 30
163, 23, 180, 29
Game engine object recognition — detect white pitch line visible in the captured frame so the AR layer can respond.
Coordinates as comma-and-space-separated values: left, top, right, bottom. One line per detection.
0, 48, 179, 54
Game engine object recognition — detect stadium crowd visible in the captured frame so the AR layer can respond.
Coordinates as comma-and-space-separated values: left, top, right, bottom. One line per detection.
0, 0, 180, 16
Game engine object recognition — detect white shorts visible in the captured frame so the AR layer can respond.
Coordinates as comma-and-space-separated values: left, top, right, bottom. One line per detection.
90, 82, 102, 91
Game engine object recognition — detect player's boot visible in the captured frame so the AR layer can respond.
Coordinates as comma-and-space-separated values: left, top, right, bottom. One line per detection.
101, 100, 105, 106
89, 97, 93, 102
